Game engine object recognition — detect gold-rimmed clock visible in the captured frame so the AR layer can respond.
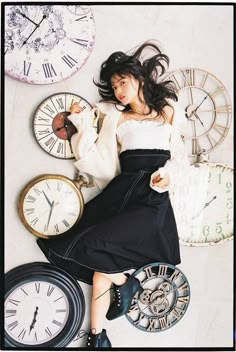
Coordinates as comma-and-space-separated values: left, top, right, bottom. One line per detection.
164, 68, 232, 159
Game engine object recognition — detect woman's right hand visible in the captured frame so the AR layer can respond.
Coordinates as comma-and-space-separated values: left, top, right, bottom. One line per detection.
70, 102, 83, 114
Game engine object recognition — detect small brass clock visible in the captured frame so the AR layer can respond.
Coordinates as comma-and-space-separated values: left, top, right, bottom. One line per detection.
18, 174, 84, 239
164, 68, 232, 158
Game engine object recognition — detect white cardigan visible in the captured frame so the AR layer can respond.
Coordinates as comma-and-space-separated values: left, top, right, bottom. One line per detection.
68, 101, 190, 192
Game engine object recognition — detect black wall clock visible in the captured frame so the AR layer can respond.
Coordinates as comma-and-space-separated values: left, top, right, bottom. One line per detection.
4, 262, 85, 347
126, 262, 190, 332
4, 5, 96, 84
33, 92, 95, 159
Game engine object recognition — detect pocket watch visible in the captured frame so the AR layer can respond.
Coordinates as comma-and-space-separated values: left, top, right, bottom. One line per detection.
164, 68, 232, 159
18, 174, 85, 239
4, 262, 85, 347
170, 162, 234, 246
126, 262, 190, 332
4, 5, 95, 84
33, 92, 96, 159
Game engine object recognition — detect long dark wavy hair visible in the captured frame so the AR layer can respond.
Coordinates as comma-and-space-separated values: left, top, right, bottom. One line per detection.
94, 41, 178, 116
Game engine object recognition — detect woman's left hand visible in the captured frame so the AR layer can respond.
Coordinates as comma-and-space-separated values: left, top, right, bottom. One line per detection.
152, 174, 170, 188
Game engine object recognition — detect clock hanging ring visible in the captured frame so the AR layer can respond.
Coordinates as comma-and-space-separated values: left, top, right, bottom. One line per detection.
164, 68, 232, 158
4, 5, 96, 84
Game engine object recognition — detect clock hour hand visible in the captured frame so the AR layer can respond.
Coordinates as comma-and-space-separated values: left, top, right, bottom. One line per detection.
193, 111, 204, 127
42, 191, 53, 207
16, 11, 38, 26
192, 195, 217, 220
64, 123, 73, 154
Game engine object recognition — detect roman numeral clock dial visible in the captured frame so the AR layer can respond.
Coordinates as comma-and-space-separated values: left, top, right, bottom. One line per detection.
164, 68, 232, 160
4, 262, 85, 347
33, 92, 95, 159
18, 174, 84, 239
4, 5, 95, 84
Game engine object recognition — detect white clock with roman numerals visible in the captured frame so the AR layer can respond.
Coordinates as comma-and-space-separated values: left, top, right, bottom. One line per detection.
33, 92, 94, 159
4, 262, 85, 347
4, 4, 95, 84
164, 68, 232, 160
18, 174, 84, 239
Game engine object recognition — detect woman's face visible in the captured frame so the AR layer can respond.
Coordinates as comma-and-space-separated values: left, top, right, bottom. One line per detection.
111, 73, 141, 105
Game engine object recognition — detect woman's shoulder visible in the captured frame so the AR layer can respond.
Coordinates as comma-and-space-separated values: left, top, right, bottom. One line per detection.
95, 101, 125, 118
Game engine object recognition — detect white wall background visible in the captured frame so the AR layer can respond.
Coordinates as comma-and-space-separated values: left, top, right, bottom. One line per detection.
4, 4, 234, 350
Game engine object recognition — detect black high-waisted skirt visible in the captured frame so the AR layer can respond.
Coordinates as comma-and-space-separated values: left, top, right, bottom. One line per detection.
37, 149, 181, 285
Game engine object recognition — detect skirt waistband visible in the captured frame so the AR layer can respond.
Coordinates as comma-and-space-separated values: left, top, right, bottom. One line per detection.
119, 149, 171, 174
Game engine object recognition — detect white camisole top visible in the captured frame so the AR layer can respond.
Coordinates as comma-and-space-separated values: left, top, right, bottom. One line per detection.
116, 119, 173, 153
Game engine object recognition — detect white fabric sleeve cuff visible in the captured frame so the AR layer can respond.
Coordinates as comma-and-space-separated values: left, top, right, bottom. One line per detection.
149, 167, 170, 193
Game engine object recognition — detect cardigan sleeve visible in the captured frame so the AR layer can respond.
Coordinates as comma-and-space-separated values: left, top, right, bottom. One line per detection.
68, 102, 122, 190
149, 101, 190, 194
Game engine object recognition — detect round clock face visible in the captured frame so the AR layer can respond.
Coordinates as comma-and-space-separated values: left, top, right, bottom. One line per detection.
18, 174, 84, 239
171, 163, 233, 246
126, 263, 190, 332
33, 92, 93, 159
4, 262, 85, 347
4, 5, 96, 84
165, 68, 232, 158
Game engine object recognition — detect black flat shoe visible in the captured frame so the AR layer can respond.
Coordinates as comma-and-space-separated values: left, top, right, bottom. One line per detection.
87, 329, 112, 348
106, 275, 143, 320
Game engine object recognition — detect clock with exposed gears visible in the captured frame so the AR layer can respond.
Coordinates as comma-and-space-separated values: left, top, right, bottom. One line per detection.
126, 262, 190, 332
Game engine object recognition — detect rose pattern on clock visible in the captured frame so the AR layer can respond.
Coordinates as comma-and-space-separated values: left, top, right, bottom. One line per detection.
4, 5, 96, 84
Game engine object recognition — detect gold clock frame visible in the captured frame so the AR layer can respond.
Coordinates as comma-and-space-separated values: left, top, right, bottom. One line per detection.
18, 174, 84, 239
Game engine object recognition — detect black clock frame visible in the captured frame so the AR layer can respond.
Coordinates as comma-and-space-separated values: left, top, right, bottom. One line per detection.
4, 262, 85, 348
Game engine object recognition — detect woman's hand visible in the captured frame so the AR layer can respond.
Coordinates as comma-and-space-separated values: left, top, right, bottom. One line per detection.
70, 102, 83, 114
152, 174, 170, 188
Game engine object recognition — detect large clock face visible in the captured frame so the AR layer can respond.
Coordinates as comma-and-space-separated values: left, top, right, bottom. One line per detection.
33, 92, 93, 159
4, 5, 96, 84
18, 174, 84, 239
164, 68, 232, 158
170, 163, 234, 246
4, 262, 85, 347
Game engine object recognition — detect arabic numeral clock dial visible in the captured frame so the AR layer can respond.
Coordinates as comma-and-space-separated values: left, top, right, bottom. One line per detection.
171, 163, 234, 246
164, 68, 232, 160
4, 5, 95, 84
18, 174, 84, 239
33, 92, 95, 159
4, 262, 85, 347
126, 263, 190, 332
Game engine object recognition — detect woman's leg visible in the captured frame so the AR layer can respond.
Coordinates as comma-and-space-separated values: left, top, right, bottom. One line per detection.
91, 272, 127, 333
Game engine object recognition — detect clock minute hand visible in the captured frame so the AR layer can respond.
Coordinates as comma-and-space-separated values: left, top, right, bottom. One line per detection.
19, 14, 47, 49
192, 196, 217, 220
29, 306, 39, 334
46, 201, 55, 231
64, 123, 73, 154
189, 95, 208, 118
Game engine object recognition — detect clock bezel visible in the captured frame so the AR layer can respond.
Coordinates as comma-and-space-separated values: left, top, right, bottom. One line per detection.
18, 173, 84, 239
4, 262, 85, 348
